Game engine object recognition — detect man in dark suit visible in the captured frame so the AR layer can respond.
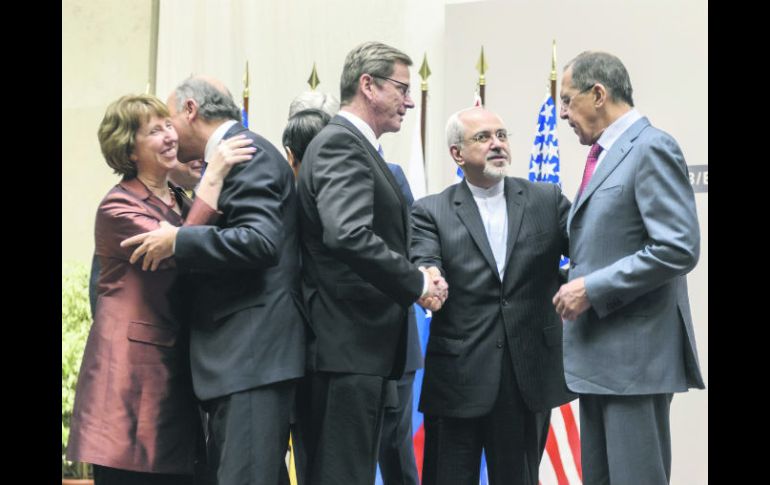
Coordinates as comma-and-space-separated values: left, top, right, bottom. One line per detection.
553, 51, 704, 485
122, 76, 306, 485
297, 42, 447, 485
379, 162, 422, 485
411, 107, 575, 485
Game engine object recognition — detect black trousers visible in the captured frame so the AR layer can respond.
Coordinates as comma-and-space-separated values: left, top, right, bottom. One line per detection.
202, 380, 296, 485
306, 372, 392, 485
422, 345, 542, 485
378, 371, 419, 485
93, 465, 192, 485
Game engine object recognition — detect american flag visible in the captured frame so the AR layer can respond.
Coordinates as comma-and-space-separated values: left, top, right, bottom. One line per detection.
530, 95, 582, 485
529, 96, 561, 184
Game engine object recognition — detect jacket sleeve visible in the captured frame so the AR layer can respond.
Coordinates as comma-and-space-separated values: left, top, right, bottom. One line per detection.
97, 193, 176, 270
584, 132, 700, 318
410, 199, 444, 276
174, 141, 287, 272
313, 132, 423, 304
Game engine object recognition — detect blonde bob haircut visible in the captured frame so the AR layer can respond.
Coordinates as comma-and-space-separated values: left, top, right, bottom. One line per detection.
97, 94, 170, 179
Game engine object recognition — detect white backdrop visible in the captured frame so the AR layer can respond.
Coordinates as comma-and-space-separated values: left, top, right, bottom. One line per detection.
63, 0, 707, 482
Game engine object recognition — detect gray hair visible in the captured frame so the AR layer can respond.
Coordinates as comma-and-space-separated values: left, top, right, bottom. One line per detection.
174, 77, 241, 121
288, 91, 340, 118
564, 51, 634, 107
339, 41, 412, 105
445, 107, 478, 149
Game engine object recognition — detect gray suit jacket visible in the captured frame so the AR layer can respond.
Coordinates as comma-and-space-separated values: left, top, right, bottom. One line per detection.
565, 116, 705, 395
412, 178, 575, 416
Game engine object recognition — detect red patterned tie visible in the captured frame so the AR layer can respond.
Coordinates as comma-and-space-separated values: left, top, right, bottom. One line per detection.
578, 143, 603, 197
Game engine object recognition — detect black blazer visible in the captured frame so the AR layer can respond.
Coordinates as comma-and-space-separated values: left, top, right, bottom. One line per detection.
297, 115, 424, 379
175, 123, 306, 401
411, 177, 575, 416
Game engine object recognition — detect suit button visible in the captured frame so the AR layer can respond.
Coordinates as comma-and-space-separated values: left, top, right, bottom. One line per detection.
496, 339, 503, 348
501, 299, 508, 307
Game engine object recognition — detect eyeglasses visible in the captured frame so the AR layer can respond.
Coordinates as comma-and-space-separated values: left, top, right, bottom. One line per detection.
371, 74, 411, 97
560, 84, 595, 111
466, 129, 509, 144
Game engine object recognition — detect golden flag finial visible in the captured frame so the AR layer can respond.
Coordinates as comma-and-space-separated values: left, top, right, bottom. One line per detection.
243, 61, 250, 98
307, 63, 320, 91
419, 53, 431, 91
476, 46, 488, 85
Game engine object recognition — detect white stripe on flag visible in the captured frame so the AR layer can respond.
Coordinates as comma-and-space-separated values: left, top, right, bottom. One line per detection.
545, 402, 582, 484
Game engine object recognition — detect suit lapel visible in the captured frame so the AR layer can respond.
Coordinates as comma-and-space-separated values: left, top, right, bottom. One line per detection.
454, 181, 500, 278
332, 116, 411, 237
503, 178, 525, 276
569, 117, 650, 222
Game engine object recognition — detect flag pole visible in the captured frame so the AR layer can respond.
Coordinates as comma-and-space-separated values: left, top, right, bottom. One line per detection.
419, 53, 431, 163
476, 46, 488, 107
550, 40, 558, 103
307, 63, 320, 90
242, 61, 249, 127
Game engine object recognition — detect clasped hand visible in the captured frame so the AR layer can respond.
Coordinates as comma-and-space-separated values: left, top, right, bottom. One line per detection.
417, 266, 448, 312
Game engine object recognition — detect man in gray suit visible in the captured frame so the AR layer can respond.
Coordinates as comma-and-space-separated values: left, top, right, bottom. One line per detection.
553, 51, 705, 485
412, 107, 574, 485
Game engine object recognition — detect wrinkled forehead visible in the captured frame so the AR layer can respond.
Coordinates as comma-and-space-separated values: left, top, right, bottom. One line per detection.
461, 109, 506, 133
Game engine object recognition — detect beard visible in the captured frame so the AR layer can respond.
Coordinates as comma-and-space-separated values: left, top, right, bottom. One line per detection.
483, 159, 510, 180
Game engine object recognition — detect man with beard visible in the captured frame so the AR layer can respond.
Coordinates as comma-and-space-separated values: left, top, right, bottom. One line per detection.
410, 107, 575, 485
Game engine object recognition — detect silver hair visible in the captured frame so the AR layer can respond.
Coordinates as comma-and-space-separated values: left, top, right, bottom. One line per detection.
339, 41, 412, 105
445, 107, 478, 149
564, 51, 634, 107
174, 77, 241, 121
288, 91, 340, 118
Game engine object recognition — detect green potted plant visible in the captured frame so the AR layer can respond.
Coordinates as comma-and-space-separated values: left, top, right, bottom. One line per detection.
62, 261, 93, 484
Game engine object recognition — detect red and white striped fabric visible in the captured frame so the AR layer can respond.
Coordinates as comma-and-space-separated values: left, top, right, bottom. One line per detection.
539, 400, 582, 485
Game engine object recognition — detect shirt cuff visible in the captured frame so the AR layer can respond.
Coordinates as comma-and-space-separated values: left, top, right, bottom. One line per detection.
420, 269, 430, 298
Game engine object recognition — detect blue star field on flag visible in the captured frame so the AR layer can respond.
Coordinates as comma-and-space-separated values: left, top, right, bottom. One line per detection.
528, 96, 561, 184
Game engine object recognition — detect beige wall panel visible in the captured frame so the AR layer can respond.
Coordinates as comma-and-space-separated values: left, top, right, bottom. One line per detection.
63, 0, 154, 264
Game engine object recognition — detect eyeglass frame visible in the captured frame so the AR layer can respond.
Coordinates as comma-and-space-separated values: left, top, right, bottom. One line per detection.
464, 128, 510, 145
559, 84, 595, 111
370, 74, 411, 97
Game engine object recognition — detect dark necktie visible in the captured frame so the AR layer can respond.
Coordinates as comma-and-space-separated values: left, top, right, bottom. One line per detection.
578, 143, 603, 197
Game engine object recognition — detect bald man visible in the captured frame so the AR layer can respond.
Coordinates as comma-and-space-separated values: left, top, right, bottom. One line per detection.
123, 76, 306, 485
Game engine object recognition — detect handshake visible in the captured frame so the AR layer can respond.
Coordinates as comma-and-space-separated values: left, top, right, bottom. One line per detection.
417, 266, 449, 312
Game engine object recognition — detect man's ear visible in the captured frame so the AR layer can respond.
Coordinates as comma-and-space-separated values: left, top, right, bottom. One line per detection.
359, 73, 375, 101
449, 144, 463, 165
592, 83, 608, 109
185, 99, 199, 121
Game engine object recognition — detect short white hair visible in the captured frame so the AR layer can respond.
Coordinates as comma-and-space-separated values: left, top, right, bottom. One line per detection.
445, 107, 478, 148
288, 91, 340, 118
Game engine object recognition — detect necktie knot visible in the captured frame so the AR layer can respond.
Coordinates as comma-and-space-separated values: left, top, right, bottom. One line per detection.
578, 143, 603, 197
588, 143, 602, 160
377, 145, 385, 158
